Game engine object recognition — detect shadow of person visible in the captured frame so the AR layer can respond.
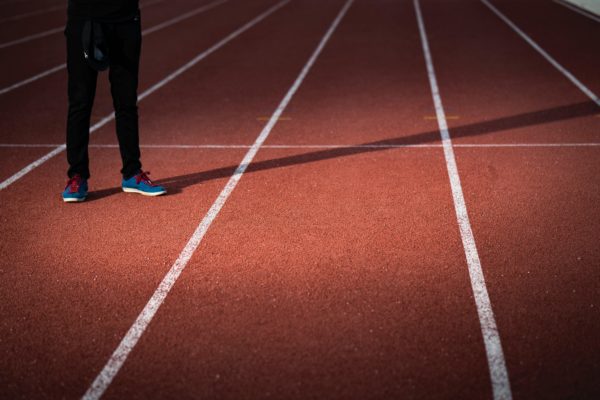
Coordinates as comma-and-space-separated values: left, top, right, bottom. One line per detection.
86, 184, 182, 202
88, 100, 597, 201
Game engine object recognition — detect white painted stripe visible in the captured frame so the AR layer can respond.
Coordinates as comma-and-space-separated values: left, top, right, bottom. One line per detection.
136, 0, 288, 102
554, 0, 600, 23
0, 0, 161, 24
0, 26, 63, 49
0, 4, 63, 23
0, 0, 39, 5
0, 0, 228, 94
0, 0, 288, 191
0, 143, 60, 148
0, 64, 66, 96
2, 142, 600, 149
0, 145, 66, 190
481, 0, 600, 107
0, 0, 221, 49
81, 1, 353, 399
414, 0, 512, 399
454, 142, 600, 148
139, 0, 167, 9
141, 0, 228, 35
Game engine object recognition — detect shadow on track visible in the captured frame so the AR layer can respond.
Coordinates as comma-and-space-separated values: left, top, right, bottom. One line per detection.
88, 100, 597, 200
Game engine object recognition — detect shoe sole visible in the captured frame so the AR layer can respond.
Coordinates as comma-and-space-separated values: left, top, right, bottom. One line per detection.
63, 196, 86, 203
122, 187, 166, 196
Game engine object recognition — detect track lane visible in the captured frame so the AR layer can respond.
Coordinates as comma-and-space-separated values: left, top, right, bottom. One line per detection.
454, 145, 600, 399
421, 0, 600, 397
0, 0, 279, 184
0, 0, 221, 88
99, 0, 495, 398
0, 147, 57, 182
483, 0, 600, 97
423, 0, 599, 146
0, 11, 65, 44
0, 147, 246, 399
0, 0, 352, 398
0, 0, 164, 42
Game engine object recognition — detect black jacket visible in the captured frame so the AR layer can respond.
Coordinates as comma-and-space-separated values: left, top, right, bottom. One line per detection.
67, 0, 139, 22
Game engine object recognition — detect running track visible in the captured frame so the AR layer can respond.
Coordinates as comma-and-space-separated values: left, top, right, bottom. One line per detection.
0, 0, 599, 399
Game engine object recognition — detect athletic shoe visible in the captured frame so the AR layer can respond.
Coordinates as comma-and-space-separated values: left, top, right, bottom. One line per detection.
121, 171, 166, 196
62, 174, 88, 202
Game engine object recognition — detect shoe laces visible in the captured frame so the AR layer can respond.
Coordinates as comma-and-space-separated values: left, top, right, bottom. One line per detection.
66, 174, 83, 193
135, 171, 156, 186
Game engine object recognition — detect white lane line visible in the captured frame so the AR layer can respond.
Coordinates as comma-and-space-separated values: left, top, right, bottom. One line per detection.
414, 0, 512, 399
138, 0, 228, 35
0, 26, 63, 49
0, 143, 60, 148
81, 1, 353, 399
454, 142, 600, 148
2, 142, 600, 149
0, 0, 164, 48
0, 0, 62, 5
139, 0, 167, 9
553, 0, 600, 24
0, 4, 63, 23
0, 63, 66, 96
0, 0, 228, 94
0, 0, 289, 191
0, 0, 41, 5
481, 0, 600, 107
0, 0, 162, 24
0, 0, 228, 49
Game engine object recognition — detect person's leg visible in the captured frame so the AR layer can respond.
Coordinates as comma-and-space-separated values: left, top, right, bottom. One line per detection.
108, 16, 142, 179
65, 19, 98, 180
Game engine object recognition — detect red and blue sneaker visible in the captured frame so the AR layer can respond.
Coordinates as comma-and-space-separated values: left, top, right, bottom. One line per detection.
122, 171, 166, 196
62, 174, 88, 202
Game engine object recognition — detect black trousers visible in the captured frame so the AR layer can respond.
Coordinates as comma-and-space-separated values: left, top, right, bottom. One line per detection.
65, 15, 142, 180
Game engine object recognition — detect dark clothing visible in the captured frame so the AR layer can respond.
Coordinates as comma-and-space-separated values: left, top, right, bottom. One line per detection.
65, 14, 142, 180
68, 0, 139, 22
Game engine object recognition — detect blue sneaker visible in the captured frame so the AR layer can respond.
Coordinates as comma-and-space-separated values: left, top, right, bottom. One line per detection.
62, 174, 88, 202
122, 171, 166, 196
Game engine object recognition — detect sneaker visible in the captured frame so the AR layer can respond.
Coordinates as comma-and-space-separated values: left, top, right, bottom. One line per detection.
122, 171, 166, 196
62, 174, 88, 202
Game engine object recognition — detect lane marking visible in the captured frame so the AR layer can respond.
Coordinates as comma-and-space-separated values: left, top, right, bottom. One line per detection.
140, 0, 227, 35
0, 63, 66, 96
424, 115, 459, 120
0, 0, 60, 5
414, 1, 512, 399
481, 0, 600, 108
553, 0, 600, 24
0, 0, 283, 192
2, 142, 600, 149
450, 142, 600, 148
81, 1, 354, 398
139, 0, 168, 9
257, 116, 292, 121
0, 0, 165, 48
0, 26, 63, 49
0, 0, 228, 94
0, 4, 63, 23
0, 0, 42, 5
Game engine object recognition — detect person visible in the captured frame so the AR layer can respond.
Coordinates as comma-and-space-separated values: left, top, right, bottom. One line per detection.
62, 0, 166, 202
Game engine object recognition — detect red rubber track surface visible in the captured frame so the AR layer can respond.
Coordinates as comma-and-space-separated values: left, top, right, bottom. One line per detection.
101, 0, 490, 398
0, 0, 599, 399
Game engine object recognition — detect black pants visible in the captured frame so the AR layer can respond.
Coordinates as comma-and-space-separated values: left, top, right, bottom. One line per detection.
65, 16, 142, 180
